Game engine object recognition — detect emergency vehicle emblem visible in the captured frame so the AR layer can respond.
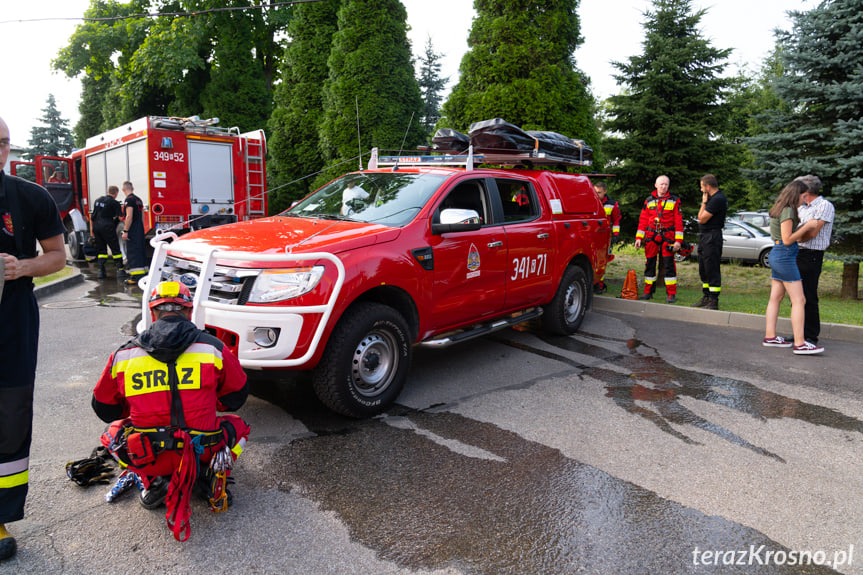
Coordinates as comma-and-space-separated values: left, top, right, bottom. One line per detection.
179, 273, 198, 288
1, 212, 13, 236
467, 243, 481, 279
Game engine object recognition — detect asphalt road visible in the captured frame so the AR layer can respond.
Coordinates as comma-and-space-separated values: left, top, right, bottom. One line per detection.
5, 275, 863, 574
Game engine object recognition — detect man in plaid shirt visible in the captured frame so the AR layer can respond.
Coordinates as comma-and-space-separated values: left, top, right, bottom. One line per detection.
794, 175, 834, 347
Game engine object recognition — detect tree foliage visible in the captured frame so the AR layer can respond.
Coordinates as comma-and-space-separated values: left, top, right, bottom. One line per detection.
53, 0, 290, 139
746, 0, 863, 276
416, 36, 448, 140
25, 95, 75, 159
267, 0, 341, 213
317, 0, 425, 187
440, 0, 599, 155
603, 0, 740, 229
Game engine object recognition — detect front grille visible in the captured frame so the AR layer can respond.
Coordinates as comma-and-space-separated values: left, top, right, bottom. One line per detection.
161, 256, 259, 304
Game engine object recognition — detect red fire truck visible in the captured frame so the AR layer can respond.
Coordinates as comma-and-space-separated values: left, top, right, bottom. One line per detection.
10, 116, 267, 260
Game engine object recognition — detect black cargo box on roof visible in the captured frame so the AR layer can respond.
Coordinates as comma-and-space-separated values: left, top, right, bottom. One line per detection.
431, 128, 470, 153
467, 118, 593, 164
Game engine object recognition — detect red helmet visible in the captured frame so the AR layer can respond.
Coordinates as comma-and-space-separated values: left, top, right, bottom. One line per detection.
148, 281, 193, 310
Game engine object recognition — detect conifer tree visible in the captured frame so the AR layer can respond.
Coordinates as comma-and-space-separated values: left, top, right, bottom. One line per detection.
26, 95, 75, 159
746, 0, 863, 298
603, 0, 738, 225
440, 0, 599, 151
267, 0, 340, 212
417, 36, 448, 139
318, 0, 425, 184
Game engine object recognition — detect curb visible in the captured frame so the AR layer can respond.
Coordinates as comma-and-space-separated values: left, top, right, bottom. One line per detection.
34, 267, 85, 300
592, 295, 863, 345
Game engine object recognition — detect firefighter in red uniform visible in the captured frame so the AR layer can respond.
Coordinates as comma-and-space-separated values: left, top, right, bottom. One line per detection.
634, 175, 684, 303
92, 281, 250, 541
593, 181, 620, 294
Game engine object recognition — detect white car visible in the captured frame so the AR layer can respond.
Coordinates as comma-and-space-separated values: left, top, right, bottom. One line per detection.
731, 211, 770, 234
689, 220, 774, 267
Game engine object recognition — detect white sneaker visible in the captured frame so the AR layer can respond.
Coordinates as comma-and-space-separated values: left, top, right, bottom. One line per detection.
793, 341, 824, 355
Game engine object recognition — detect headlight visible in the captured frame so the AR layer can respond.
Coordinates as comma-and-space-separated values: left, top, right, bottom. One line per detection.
247, 266, 325, 303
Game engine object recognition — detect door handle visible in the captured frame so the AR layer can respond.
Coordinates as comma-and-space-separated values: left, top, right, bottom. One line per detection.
537, 233, 550, 239
487, 240, 503, 248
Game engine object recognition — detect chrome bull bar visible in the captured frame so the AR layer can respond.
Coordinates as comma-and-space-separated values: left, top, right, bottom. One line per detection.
141, 232, 346, 368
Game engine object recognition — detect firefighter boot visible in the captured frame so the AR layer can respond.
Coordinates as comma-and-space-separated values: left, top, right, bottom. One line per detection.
691, 294, 710, 308
116, 263, 128, 279
97, 260, 107, 279
704, 296, 719, 310
0, 524, 16, 561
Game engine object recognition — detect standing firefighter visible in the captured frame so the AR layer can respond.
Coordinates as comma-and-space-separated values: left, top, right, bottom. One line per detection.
121, 181, 146, 286
693, 174, 727, 310
91, 185, 125, 279
634, 175, 684, 303
92, 281, 250, 541
1, 116, 66, 561
594, 180, 620, 294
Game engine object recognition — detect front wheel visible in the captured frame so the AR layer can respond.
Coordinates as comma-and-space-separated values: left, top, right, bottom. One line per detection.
542, 265, 589, 335
313, 302, 411, 418
66, 221, 85, 261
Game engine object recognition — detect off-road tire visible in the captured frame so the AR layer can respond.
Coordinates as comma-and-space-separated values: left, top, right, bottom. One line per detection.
542, 265, 589, 335
312, 302, 411, 418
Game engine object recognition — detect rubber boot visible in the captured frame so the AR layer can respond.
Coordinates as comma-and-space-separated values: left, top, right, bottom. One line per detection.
704, 296, 719, 310
97, 261, 107, 279
116, 264, 128, 279
0, 524, 17, 561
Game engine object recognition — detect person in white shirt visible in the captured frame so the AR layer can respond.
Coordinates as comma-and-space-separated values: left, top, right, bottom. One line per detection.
341, 181, 369, 216
794, 175, 834, 346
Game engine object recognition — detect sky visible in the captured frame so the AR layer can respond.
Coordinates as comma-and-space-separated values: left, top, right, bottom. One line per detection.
1, 0, 820, 148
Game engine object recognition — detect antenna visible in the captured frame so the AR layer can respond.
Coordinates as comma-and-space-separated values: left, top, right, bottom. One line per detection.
398, 112, 415, 156
356, 96, 362, 170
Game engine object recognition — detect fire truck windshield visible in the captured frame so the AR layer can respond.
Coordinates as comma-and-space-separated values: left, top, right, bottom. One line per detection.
285, 172, 447, 227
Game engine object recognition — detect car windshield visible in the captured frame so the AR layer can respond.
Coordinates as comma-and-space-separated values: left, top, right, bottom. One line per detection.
285, 172, 448, 227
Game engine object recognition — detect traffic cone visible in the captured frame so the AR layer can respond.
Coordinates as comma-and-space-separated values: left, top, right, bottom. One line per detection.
621, 269, 638, 300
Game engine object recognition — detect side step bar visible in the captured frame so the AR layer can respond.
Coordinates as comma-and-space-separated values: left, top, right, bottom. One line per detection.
419, 308, 544, 348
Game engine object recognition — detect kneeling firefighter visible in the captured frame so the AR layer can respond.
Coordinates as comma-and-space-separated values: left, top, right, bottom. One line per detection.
91, 281, 250, 541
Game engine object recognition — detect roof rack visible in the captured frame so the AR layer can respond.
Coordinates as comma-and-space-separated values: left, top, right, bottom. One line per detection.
368, 146, 591, 171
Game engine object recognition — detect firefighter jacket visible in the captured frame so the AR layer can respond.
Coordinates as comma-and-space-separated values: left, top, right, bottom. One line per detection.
92, 315, 248, 431
602, 195, 621, 236
635, 190, 684, 244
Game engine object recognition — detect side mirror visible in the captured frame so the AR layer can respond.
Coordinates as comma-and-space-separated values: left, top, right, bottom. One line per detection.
432, 208, 482, 234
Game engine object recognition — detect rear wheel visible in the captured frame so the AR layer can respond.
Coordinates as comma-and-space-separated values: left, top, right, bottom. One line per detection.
542, 265, 589, 335
313, 302, 411, 418
760, 248, 771, 268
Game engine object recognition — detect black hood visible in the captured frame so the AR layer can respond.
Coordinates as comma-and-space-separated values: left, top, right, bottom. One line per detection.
134, 315, 201, 364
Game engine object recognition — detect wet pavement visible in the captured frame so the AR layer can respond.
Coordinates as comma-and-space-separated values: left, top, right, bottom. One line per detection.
11, 276, 863, 574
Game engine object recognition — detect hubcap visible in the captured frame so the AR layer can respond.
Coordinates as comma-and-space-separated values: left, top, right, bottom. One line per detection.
351, 331, 398, 397
564, 281, 583, 324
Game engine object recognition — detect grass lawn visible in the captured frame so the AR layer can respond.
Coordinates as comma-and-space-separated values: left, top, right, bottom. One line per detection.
33, 266, 76, 287
603, 245, 863, 327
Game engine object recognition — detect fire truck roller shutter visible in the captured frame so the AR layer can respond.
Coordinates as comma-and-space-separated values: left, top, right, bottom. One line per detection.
188, 140, 234, 230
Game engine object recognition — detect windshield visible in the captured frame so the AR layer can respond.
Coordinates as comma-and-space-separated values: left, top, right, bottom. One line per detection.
286, 172, 448, 227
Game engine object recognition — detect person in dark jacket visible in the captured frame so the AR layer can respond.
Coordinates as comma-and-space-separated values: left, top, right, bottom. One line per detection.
91, 185, 125, 279
92, 281, 250, 541
1, 116, 66, 562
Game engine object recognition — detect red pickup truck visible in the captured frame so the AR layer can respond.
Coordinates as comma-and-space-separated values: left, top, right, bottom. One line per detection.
144, 149, 610, 417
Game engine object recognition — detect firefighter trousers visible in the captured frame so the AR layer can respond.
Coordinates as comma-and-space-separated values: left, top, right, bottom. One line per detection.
0, 281, 39, 524
643, 238, 677, 296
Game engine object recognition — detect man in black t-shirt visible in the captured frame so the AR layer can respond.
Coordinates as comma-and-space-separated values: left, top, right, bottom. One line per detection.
121, 181, 146, 286
693, 174, 727, 310
0, 116, 66, 562
91, 185, 125, 279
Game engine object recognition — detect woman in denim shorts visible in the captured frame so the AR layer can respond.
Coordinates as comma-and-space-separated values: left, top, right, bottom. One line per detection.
763, 180, 822, 354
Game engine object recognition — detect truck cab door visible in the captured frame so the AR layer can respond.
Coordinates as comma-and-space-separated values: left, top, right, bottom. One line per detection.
490, 178, 555, 309
429, 178, 508, 328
